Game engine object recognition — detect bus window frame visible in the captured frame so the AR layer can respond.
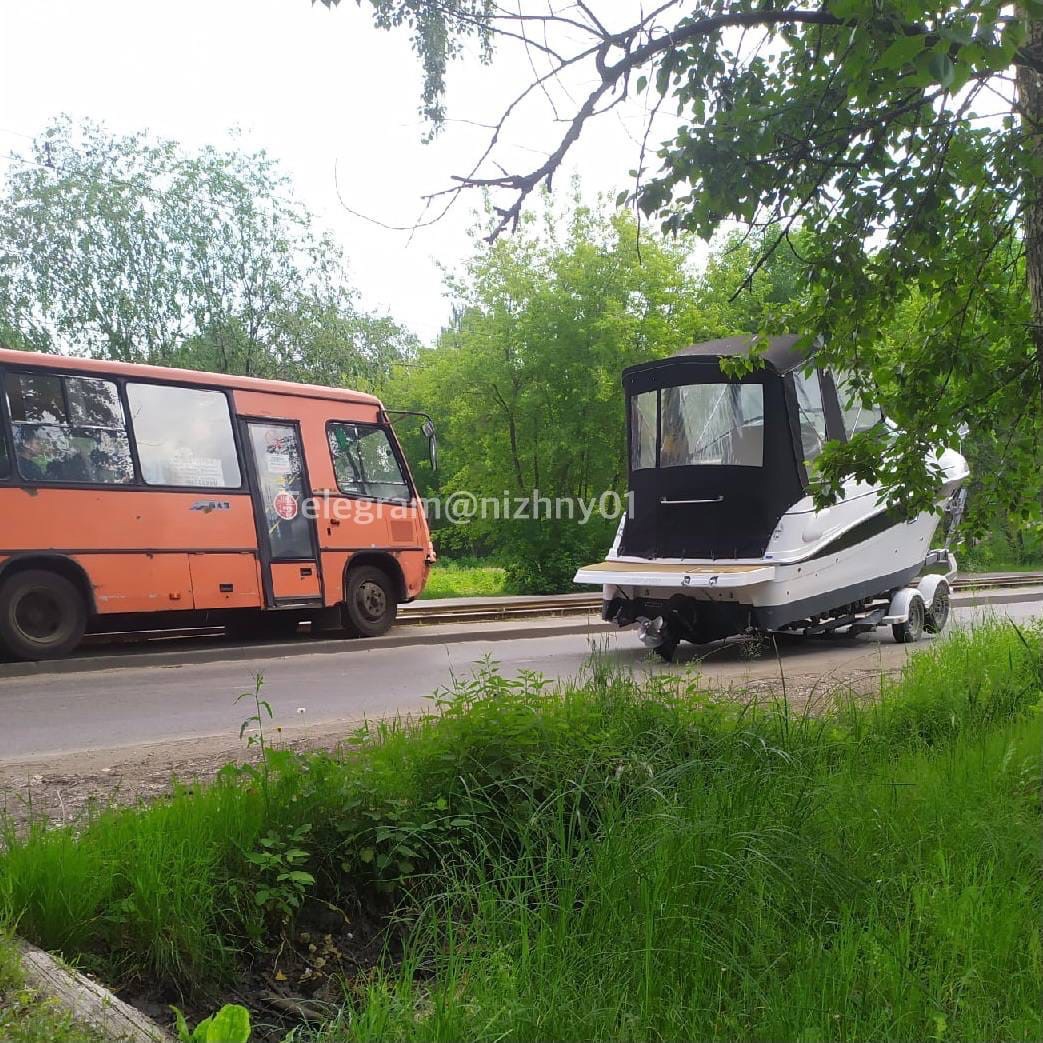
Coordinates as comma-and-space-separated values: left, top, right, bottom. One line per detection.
324, 418, 417, 506
0, 367, 13, 483
0, 362, 249, 495
124, 378, 247, 493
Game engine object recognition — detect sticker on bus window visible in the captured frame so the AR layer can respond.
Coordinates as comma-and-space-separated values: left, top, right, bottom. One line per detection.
167, 454, 226, 486
273, 490, 298, 521
266, 452, 292, 475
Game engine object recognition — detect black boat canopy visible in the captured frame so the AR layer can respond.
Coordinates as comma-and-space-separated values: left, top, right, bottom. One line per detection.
620, 335, 849, 560
628, 334, 814, 384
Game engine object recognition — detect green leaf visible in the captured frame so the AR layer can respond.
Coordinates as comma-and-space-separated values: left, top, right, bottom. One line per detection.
939, 25, 972, 47
202, 1005, 252, 1043
927, 52, 955, 88
876, 34, 926, 70
635, 75, 647, 94
1002, 21, 1027, 51
359, 846, 375, 863
827, 0, 862, 16
171, 1006, 192, 1043
190, 1015, 213, 1042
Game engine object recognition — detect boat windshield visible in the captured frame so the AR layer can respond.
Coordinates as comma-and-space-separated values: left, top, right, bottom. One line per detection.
631, 383, 764, 469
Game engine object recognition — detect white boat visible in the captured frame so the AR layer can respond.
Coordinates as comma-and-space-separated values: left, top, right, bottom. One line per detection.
574, 336, 969, 659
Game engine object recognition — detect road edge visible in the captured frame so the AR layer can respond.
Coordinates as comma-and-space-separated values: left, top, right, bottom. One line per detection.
3, 586, 1040, 679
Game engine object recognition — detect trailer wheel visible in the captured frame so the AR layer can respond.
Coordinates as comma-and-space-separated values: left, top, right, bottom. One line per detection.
924, 583, 950, 634
653, 637, 678, 662
343, 565, 398, 638
0, 569, 87, 661
891, 595, 925, 644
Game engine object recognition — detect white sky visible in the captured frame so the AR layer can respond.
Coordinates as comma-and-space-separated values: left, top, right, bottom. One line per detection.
0, 0, 687, 343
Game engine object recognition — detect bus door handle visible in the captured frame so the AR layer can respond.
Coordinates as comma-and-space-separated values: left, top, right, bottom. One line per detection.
660, 496, 724, 505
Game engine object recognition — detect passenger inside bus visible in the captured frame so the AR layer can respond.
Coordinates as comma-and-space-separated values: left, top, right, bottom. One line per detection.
14, 426, 90, 483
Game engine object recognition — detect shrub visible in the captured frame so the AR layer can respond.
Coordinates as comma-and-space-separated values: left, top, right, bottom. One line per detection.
501, 519, 614, 594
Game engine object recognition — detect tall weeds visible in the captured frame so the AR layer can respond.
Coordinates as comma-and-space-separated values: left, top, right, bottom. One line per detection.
0, 620, 1039, 1040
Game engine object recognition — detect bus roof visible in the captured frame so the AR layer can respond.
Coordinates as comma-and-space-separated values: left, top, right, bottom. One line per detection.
0, 347, 384, 407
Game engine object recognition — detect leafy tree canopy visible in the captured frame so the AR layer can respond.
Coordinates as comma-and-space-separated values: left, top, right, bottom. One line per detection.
327, 0, 1042, 521
0, 117, 416, 389
387, 193, 705, 586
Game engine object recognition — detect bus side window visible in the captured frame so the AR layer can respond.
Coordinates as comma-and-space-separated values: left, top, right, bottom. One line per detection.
126, 383, 241, 488
0, 431, 9, 480
5, 372, 133, 485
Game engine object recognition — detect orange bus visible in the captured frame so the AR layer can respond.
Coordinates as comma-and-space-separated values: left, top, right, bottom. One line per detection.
0, 348, 436, 660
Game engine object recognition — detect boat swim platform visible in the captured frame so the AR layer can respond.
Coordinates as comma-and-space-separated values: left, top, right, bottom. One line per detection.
574, 560, 774, 589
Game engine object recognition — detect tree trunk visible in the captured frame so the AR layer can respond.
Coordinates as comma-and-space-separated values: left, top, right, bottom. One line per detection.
16, 938, 173, 1042
1015, 8, 1043, 510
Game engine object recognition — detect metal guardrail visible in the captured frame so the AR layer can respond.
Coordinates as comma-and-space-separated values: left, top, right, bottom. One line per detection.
402, 573, 1043, 624
76, 572, 1043, 649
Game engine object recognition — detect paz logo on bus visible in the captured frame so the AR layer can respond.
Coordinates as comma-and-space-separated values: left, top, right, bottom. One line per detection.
273, 490, 298, 521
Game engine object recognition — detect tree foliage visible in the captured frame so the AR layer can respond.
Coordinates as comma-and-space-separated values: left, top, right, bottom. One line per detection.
333, 0, 1042, 525
317, 0, 493, 130
390, 197, 833, 589
0, 117, 416, 388
388, 194, 702, 588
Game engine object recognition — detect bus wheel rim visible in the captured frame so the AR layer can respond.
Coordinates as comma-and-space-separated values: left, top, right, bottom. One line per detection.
13, 588, 65, 644
357, 580, 387, 621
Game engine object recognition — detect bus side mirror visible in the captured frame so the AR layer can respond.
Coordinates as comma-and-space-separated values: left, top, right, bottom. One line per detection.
422, 419, 438, 470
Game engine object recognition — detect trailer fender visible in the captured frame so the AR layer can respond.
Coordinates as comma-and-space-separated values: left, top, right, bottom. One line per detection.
915, 574, 949, 607
883, 587, 925, 624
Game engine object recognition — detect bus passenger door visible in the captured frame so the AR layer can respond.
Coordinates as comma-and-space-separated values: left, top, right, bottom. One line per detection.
241, 419, 322, 606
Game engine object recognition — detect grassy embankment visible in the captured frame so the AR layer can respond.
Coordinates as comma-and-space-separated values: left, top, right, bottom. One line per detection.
0, 621, 1040, 1041
419, 559, 508, 599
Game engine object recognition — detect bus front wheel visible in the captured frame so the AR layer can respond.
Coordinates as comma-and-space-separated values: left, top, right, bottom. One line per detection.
343, 566, 398, 638
0, 569, 87, 661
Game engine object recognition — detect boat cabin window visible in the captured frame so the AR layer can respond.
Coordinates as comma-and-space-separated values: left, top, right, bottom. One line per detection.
835, 372, 883, 437
631, 383, 764, 470
792, 370, 828, 464
630, 391, 657, 470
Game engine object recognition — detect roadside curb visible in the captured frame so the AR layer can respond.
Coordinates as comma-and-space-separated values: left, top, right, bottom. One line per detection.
3, 586, 1039, 679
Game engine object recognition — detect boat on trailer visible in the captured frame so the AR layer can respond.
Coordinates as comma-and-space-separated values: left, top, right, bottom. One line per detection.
574, 335, 969, 660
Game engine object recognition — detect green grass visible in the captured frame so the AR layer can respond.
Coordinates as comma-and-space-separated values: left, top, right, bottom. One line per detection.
0, 621, 1040, 1042
301, 624, 1042, 1043
420, 561, 508, 599
318, 713, 1041, 1043
0, 937, 105, 1042
958, 530, 1043, 574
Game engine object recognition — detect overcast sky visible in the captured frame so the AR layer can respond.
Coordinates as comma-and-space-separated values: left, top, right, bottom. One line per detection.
0, 0, 689, 343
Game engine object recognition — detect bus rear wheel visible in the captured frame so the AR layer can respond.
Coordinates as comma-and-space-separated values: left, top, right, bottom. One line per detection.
0, 569, 87, 661
343, 566, 398, 638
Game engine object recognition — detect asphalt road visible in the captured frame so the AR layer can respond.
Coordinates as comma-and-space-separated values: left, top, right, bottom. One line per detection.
0, 600, 1039, 765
